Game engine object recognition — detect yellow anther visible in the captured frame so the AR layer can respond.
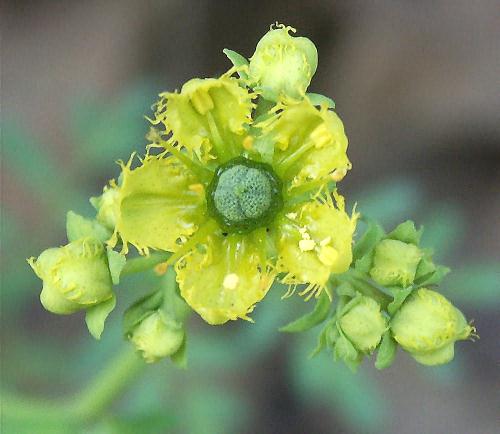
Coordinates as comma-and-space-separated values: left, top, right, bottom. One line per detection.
243, 135, 254, 150
330, 168, 347, 182
320, 236, 331, 247
155, 262, 169, 275
223, 273, 239, 290
309, 123, 332, 148
188, 183, 204, 195
299, 239, 316, 251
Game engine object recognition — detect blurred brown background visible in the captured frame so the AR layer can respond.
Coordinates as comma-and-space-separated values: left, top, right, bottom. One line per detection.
2, 1, 499, 434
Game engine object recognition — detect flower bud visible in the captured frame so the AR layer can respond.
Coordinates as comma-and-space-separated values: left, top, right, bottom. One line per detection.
339, 296, 388, 353
248, 24, 318, 102
28, 238, 113, 315
90, 183, 120, 231
391, 288, 473, 366
130, 311, 185, 363
369, 239, 422, 287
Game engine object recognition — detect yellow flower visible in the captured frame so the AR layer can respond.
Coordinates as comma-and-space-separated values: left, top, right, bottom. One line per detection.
110, 71, 354, 325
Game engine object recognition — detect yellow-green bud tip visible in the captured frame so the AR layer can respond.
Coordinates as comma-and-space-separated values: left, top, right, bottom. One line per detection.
339, 296, 388, 353
391, 288, 474, 366
249, 23, 318, 102
370, 239, 423, 287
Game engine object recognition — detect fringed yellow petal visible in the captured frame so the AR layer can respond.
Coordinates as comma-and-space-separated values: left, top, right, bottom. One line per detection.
276, 192, 357, 299
175, 231, 275, 325
152, 75, 255, 164
114, 154, 206, 255
257, 99, 350, 191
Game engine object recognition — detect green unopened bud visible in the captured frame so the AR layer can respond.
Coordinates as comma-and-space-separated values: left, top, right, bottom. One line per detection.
248, 24, 318, 102
130, 311, 185, 363
339, 296, 388, 353
391, 288, 474, 366
90, 183, 120, 231
369, 239, 423, 287
28, 238, 113, 314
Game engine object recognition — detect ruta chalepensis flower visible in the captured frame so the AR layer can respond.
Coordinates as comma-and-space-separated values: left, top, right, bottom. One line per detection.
109, 61, 354, 325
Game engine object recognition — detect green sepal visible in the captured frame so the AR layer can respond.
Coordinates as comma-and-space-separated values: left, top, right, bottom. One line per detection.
310, 318, 339, 358
375, 331, 397, 370
279, 292, 331, 333
353, 219, 385, 261
223, 49, 249, 79
85, 294, 116, 340
159, 271, 191, 324
387, 287, 414, 316
333, 327, 363, 371
170, 335, 188, 369
106, 248, 126, 285
415, 265, 450, 287
354, 250, 374, 274
414, 254, 436, 280
66, 211, 111, 243
306, 92, 335, 109
387, 220, 423, 245
123, 290, 164, 338
335, 281, 356, 297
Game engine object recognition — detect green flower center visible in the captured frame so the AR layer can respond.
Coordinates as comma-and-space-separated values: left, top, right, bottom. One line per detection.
207, 157, 283, 233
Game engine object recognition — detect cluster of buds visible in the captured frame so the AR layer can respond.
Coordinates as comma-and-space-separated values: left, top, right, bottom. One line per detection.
282, 220, 475, 369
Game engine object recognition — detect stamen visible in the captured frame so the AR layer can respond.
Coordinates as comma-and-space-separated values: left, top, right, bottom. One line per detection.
165, 219, 219, 267
206, 111, 233, 161
162, 139, 213, 182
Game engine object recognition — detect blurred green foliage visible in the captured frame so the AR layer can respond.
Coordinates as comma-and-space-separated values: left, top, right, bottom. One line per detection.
1, 81, 498, 434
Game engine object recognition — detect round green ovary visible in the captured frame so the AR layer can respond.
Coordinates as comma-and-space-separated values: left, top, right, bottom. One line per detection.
213, 165, 272, 223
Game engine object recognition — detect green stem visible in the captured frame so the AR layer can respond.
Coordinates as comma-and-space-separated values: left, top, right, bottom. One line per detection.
121, 252, 171, 276
2, 347, 145, 425
70, 348, 144, 420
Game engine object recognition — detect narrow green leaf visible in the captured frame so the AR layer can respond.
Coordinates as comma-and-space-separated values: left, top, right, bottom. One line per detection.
107, 248, 126, 285
123, 291, 164, 337
222, 48, 249, 79
279, 292, 331, 333
66, 211, 111, 243
387, 287, 413, 316
85, 295, 116, 340
306, 92, 335, 108
415, 265, 450, 287
353, 219, 385, 261
375, 331, 397, 370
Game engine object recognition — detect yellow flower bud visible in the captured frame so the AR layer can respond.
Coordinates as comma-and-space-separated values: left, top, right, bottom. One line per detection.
339, 297, 388, 353
391, 288, 474, 366
248, 24, 318, 102
28, 238, 113, 315
130, 311, 185, 363
369, 239, 423, 287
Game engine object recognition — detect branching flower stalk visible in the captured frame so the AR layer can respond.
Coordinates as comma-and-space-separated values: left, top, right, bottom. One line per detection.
21, 22, 476, 426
